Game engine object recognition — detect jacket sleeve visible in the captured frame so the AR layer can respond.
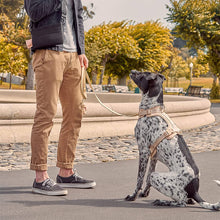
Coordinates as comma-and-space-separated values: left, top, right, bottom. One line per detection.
77, 0, 85, 54
24, 0, 62, 22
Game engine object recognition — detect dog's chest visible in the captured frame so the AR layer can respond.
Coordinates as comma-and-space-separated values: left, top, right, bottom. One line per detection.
135, 116, 167, 148
135, 116, 194, 174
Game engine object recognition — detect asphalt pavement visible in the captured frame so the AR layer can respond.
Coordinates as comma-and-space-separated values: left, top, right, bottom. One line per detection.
0, 151, 220, 220
0, 103, 220, 220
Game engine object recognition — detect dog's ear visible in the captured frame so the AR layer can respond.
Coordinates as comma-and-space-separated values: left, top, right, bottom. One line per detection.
146, 73, 166, 82
145, 72, 157, 80
158, 74, 166, 81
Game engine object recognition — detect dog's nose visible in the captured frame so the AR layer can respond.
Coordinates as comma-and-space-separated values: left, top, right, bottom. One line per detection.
130, 70, 137, 75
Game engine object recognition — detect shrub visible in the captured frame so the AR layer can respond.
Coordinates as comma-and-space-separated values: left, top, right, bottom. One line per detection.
210, 82, 220, 99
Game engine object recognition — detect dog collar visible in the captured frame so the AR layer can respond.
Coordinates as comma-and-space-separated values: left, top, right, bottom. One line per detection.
139, 106, 164, 118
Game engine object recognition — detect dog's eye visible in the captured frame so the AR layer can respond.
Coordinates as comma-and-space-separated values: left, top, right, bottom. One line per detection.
137, 74, 143, 80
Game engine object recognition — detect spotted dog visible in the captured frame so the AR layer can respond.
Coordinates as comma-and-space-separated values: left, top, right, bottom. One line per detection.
125, 70, 220, 211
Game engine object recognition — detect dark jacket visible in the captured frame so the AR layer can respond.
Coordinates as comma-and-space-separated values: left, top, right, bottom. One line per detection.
24, 0, 85, 54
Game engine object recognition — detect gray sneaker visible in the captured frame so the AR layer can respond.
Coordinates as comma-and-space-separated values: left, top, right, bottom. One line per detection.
32, 178, 68, 196
56, 170, 96, 189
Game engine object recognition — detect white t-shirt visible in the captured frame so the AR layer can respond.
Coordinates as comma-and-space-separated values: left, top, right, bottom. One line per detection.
62, 0, 77, 52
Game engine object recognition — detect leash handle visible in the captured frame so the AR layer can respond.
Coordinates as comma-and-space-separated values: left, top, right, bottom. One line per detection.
80, 67, 87, 99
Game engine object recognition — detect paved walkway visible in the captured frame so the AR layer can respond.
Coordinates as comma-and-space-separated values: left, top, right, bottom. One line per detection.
0, 103, 220, 220
0, 104, 219, 171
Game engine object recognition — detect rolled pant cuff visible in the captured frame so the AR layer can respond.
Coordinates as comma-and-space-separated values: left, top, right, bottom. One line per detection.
56, 161, 74, 169
30, 163, 48, 171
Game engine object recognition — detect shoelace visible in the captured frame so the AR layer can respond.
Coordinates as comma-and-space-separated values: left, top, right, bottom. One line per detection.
42, 178, 56, 187
73, 169, 83, 181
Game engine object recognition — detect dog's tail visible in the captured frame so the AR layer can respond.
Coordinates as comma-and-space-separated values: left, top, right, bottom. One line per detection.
193, 180, 220, 211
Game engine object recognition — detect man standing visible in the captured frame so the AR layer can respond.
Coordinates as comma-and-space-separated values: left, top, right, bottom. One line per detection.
24, 0, 96, 196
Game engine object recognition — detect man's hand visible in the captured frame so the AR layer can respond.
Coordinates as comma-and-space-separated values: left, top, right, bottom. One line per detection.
79, 54, 89, 69
26, 39, 33, 49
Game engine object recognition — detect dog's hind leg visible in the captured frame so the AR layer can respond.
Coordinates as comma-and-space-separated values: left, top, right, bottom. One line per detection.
139, 157, 157, 198
150, 171, 188, 206
153, 199, 186, 207
125, 149, 150, 201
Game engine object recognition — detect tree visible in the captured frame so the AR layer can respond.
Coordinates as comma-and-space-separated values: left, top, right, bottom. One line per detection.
161, 47, 188, 87
192, 50, 210, 77
0, 34, 27, 88
85, 21, 173, 85
85, 21, 140, 84
0, 14, 29, 86
0, 0, 24, 24
0, 14, 32, 89
167, 0, 220, 84
129, 21, 173, 73
83, 3, 95, 21
161, 47, 210, 87
105, 55, 138, 85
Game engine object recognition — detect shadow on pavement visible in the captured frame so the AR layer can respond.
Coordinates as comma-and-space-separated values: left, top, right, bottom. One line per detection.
0, 186, 31, 194
9, 198, 190, 209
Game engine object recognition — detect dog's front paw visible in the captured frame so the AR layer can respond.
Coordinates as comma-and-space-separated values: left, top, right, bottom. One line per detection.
139, 190, 150, 198
152, 199, 163, 206
139, 192, 145, 197
125, 194, 136, 201
139, 192, 148, 198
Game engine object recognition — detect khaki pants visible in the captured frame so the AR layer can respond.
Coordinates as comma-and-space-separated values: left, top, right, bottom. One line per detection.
30, 50, 83, 171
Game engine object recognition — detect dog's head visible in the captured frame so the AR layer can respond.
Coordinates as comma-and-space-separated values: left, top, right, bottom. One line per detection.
130, 70, 165, 95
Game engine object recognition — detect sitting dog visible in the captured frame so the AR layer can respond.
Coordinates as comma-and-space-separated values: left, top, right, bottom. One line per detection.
125, 70, 220, 211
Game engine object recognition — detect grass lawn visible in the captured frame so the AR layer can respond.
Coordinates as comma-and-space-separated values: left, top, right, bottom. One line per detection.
165, 77, 214, 90
210, 99, 220, 103
163, 77, 220, 103
0, 81, 25, 90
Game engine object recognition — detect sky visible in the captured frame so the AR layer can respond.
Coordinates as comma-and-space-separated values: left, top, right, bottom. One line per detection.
83, 0, 172, 31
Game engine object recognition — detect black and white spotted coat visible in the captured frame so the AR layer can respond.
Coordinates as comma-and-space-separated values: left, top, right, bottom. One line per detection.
134, 92, 197, 204
126, 71, 220, 210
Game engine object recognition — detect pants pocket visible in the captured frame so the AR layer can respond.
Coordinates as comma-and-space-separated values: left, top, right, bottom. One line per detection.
32, 49, 47, 71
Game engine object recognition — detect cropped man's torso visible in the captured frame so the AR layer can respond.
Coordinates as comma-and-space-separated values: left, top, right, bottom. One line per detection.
24, 0, 85, 54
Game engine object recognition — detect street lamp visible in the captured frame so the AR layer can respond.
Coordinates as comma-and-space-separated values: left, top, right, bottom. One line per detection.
189, 62, 193, 86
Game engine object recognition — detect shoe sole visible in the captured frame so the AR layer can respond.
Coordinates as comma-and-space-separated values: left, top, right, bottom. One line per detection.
57, 181, 96, 189
32, 188, 68, 196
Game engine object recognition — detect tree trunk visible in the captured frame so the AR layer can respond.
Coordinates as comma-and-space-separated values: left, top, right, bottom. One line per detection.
99, 64, 105, 85
99, 56, 108, 85
99, 68, 104, 85
9, 73, 12, 89
118, 75, 127, 85
91, 69, 97, 84
107, 76, 111, 85
26, 60, 35, 90
213, 74, 217, 84
166, 76, 169, 87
